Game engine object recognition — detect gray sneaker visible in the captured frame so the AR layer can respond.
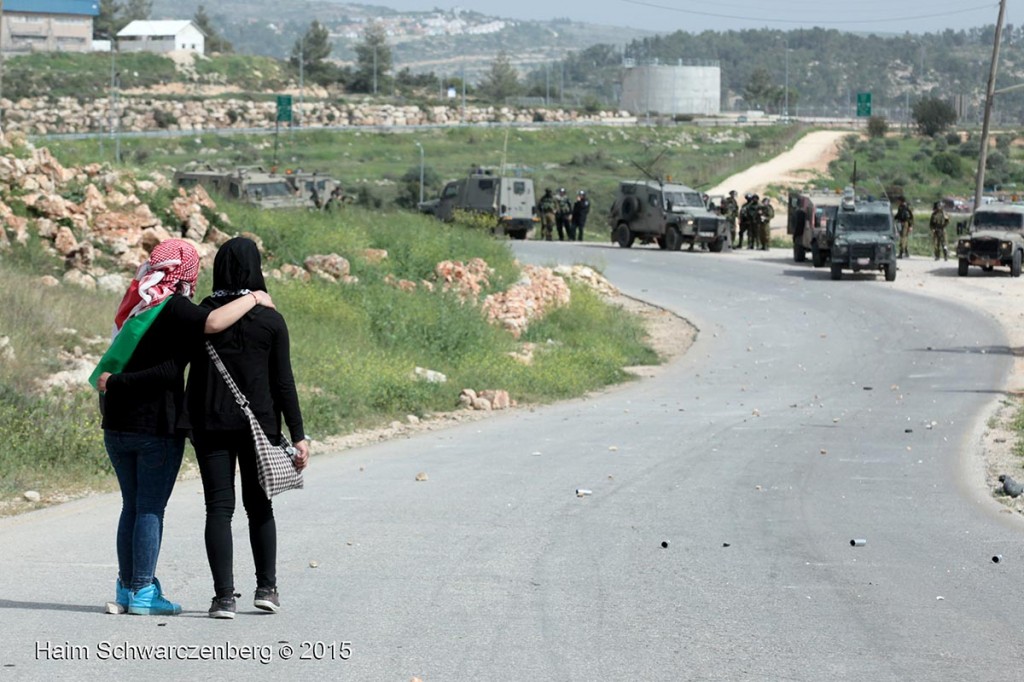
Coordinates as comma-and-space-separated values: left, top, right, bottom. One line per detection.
254, 587, 280, 613
209, 594, 237, 619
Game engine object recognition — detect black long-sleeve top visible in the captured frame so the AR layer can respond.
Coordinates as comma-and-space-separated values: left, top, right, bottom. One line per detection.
100, 295, 210, 436
185, 299, 305, 444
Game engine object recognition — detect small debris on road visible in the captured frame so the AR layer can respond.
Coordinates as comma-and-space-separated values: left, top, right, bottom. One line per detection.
609, 445, 619, 452
992, 555, 1004, 564
415, 472, 429, 482
755, 485, 763, 491
905, 429, 913, 433
661, 541, 669, 548
309, 561, 320, 569
22, 491, 40, 503
862, 386, 873, 391
820, 449, 827, 455
850, 539, 867, 547
722, 542, 731, 547
576, 488, 592, 497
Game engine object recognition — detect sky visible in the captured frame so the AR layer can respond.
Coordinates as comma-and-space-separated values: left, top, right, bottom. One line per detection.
365, 0, 1014, 35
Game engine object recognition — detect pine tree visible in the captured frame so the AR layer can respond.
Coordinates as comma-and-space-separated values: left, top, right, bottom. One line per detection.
193, 4, 233, 54
480, 51, 521, 104
352, 23, 392, 94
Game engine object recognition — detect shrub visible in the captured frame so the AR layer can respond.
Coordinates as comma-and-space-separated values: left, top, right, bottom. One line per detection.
932, 152, 963, 177
867, 116, 888, 138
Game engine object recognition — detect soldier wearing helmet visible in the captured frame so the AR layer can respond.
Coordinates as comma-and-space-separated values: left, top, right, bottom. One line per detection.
571, 190, 590, 241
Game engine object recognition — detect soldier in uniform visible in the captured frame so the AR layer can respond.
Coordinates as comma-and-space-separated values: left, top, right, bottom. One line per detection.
759, 196, 775, 251
894, 196, 914, 259
555, 188, 572, 241
929, 201, 949, 260
538, 188, 557, 241
571, 190, 591, 242
739, 193, 759, 249
721, 190, 739, 247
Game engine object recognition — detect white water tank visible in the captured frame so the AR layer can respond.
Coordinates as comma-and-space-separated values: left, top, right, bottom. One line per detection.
620, 61, 721, 116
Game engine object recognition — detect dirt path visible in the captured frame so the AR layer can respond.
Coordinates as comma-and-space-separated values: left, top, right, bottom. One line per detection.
709, 129, 851, 230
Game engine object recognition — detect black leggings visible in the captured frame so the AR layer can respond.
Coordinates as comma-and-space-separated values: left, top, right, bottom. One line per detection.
195, 431, 276, 597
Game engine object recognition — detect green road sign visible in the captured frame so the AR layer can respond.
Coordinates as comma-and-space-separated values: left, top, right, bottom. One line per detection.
276, 95, 293, 123
856, 92, 872, 117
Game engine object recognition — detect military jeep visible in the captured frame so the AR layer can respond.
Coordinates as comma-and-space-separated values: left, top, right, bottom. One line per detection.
422, 167, 539, 239
608, 180, 729, 251
173, 166, 307, 210
826, 199, 897, 281
956, 203, 1024, 277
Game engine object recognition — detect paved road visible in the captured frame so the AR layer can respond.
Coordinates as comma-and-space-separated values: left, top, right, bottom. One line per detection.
2, 243, 1021, 681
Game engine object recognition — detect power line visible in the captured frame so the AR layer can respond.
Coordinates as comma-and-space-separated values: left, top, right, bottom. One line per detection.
620, 0, 998, 26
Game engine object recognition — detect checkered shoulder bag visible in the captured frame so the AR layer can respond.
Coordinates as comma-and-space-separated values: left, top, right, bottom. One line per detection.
205, 341, 304, 500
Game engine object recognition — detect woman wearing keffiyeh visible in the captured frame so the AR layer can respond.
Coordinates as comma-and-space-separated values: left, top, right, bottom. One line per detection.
92, 239, 276, 617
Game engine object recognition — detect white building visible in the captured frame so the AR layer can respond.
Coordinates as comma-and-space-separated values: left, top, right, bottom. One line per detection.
117, 20, 205, 55
620, 61, 722, 117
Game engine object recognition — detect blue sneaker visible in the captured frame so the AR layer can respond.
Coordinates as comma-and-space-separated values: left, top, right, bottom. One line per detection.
105, 578, 131, 615
128, 582, 182, 616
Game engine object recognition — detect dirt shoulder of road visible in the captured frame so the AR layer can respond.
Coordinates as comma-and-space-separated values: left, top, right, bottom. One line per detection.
316, 294, 696, 454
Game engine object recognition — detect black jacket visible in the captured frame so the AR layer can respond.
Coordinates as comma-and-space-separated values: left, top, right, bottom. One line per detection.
185, 238, 305, 444
101, 295, 210, 436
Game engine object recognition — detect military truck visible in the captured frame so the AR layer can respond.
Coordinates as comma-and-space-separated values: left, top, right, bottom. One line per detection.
788, 189, 849, 266
421, 167, 539, 239
825, 198, 898, 281
955, 203, 1024, 277
173, 166, 308, 210
608, 180, 729, 251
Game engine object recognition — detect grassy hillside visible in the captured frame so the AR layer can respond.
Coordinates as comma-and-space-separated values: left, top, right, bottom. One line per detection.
0, 178, 662, 505
45, 123, 803, 215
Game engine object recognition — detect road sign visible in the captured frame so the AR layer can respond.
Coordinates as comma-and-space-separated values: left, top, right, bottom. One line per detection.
276, 95, 293, 123
856, 92, 872, 117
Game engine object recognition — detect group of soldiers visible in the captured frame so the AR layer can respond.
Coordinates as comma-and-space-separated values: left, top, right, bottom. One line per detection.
538, 187, 591, 241
894, 197, 950, 261
719, 190, 775, 250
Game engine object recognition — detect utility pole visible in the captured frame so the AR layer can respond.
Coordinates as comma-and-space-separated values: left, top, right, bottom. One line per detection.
373, 44, 378, 95
414, 141, 424, 205
784, 42, 790, 118
298, 37, 304, 128
460, 59, 466, 123
110, 39, 120, 163
0, 0, 5, 134
975, 0, 1008, 211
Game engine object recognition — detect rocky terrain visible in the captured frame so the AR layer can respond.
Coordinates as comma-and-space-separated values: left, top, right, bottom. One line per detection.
5, 97, 634, 136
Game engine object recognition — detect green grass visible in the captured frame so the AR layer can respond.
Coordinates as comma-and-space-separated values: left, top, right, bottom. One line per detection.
44, 124, 803, 234
0, 192, 665, 501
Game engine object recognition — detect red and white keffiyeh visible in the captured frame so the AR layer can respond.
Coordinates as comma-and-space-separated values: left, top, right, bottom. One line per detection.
112, 239, 200, 335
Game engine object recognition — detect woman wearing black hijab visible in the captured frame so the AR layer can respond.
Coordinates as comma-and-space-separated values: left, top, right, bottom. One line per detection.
186, 236, 309, 619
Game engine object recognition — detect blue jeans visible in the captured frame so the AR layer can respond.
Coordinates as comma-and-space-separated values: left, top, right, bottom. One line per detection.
105, 431, 184, 592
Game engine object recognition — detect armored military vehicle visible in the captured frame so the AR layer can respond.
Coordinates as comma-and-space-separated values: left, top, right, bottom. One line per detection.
282, 170, 341, 210
422, 167, 539, 239
173, 166, 307, 210
788, 188, 850, 265
826, 198, 897, 281
608, 180, 729, 251
956, 203, 1024, 277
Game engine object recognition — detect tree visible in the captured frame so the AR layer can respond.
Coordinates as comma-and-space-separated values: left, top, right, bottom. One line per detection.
193, 5, 233, 54
743, 68, 781, 113
479, 51, 521, 104
352, 23, 392, 94
94, 0, 122, 39
122, 0, 151, 21
290, 21, 333, 84
912, 97, 958, 136
867, 116, 889, 138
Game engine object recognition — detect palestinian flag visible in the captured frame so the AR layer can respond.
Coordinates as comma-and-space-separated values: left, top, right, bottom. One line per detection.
88, 300, 168, 389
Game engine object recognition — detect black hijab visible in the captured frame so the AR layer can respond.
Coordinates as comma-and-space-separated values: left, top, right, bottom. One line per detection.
212, 236, 267, 296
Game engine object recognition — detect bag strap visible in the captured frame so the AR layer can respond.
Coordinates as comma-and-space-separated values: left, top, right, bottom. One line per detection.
205, 341, 251, 412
